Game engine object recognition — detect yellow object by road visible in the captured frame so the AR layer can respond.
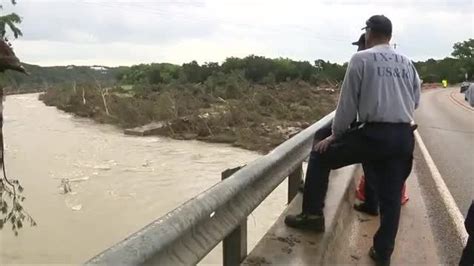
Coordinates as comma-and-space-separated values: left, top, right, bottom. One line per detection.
442, 79, 448, 88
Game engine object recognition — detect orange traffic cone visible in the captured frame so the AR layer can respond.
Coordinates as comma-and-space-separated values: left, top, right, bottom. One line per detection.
356, 175, 367, 201
356, 175, 409, 205
401, 182, 409, 205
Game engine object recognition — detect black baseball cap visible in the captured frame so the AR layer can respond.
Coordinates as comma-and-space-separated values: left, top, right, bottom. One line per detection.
362, 15, 392, 36
352, 33, 365, 46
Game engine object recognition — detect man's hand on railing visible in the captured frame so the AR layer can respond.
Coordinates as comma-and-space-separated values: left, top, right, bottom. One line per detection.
313, 134, 336, 153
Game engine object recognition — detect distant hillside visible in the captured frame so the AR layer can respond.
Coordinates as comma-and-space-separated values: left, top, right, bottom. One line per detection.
1, 63, 126, 94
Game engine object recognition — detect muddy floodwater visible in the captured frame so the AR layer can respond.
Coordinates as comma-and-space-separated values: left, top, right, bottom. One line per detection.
0, 94, 287, 264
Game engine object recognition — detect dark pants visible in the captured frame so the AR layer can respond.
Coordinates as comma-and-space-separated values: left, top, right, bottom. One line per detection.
362, 155, 413, 209
304, 123, 414, 259
361, 163, 379, 209
460, 238, 474, 266
460, 201, 474, 266
313, 121, 378, 209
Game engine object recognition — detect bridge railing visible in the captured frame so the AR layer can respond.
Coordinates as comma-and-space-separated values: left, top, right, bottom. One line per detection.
86, 112, 335, 266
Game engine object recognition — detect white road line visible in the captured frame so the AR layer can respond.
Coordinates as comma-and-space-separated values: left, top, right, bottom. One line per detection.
414, 130, 468, 245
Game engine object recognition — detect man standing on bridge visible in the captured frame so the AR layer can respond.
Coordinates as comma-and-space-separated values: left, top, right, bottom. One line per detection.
310, 33, 383, 216
285, 15, 420, 265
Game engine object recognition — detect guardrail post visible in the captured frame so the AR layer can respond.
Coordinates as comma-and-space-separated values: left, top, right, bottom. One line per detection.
288, 163, 303, 204
222, 166, 247, 266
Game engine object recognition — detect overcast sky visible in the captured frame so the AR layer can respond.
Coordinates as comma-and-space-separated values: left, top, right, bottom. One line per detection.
5, 0, 474, 66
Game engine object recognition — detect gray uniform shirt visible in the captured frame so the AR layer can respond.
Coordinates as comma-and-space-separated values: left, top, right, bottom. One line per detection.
332, 44, 421, 137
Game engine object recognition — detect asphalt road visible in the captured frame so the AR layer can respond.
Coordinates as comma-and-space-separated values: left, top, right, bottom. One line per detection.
415, 87, 474, 215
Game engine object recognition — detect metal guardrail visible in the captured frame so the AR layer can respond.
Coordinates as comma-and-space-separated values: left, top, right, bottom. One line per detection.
86, 112, 335, 266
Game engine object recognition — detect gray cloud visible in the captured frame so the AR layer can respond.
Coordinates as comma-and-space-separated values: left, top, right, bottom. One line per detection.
15, 0, 218, 44
7, 0, 474, 66
321, 0, 473, 13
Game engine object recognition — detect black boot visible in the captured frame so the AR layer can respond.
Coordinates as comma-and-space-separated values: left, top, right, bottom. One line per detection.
298, 182, 305, 193
354, 202, 379, 216
369, 247, 390, 266
284, 213, 325, 232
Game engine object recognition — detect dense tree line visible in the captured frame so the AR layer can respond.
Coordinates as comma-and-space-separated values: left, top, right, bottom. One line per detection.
4, 38, 472, 92
116, 38, 472, 87
115, 56, 347, 86
415, 39, 473, 83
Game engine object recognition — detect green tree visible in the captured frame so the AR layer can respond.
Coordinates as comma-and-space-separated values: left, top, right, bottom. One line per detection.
294, 61, 314, 81
451, 39, 474, 80
146, 65, 163, 84
415, 56, 468, 84
182, 60, 203, 83
312, 59, 346, 85
222, 57, 245, 73
201, 62, 219, 82
0, 0, 22, 40
452, 39, 474, 60
273, 58, 298, 82
242, 55, 273, 82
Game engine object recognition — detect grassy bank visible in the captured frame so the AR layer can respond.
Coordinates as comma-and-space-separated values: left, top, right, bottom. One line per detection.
40, 80, 338, 153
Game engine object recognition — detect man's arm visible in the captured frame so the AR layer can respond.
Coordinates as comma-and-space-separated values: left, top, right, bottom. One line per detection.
332, 55, 362, 137
314, 118, 333, 141
412, 64, 421, 109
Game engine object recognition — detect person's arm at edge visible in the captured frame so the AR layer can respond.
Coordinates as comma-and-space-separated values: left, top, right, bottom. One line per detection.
331, 54, 362, 137
315, 54, 362, 153
412, 63, 421, 109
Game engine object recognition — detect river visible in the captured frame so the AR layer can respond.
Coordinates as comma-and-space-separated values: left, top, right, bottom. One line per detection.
0, 94, 287, 265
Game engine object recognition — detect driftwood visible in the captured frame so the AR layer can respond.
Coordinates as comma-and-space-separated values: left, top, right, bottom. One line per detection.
82, 87, 87, 105
92, 78, 111, 116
